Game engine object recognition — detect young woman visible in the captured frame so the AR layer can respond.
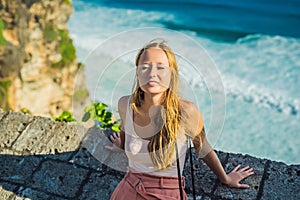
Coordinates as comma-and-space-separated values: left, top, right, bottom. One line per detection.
107, 39, 254, 199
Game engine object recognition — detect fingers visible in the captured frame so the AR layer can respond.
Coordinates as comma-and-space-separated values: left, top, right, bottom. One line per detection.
110, 132, 120, 140
240, 165, 250, 171
105, 145, 113, 150
239, 165, 253, 172
227, 164, 255, 189
105, 132, 122, 152
238, 183, 250, 189
239, 166, 254, 178
234, 165, 254, 174
232, 164, 241, 172
109, 132, 121, 144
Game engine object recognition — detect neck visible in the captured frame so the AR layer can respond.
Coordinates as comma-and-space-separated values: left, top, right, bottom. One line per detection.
141, 93, 165, 112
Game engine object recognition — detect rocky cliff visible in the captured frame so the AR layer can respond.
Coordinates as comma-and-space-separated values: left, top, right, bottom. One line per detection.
0, 0, 87, 116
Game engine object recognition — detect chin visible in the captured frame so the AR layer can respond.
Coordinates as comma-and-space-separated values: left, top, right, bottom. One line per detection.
142, 87, 168, 95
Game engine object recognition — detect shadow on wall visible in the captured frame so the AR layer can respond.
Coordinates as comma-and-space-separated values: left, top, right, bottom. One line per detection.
0, 149, 126, 200
0, 125, 128, 200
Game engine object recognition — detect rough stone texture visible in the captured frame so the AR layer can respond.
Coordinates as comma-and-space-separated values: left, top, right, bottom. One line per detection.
0, 182, 18, 199
29, 160, 89, 198
261, 161, 300, 200
70, 147, 104, 171
0, 109, 299, 200
81, 126, 128, 172
0, 0, 89, 116
14, 187, 51, 200
0, 108, 6, 119
78, 171, 124, 200
45, 123, 84, 156
0, 110, 33, 148
0, 154, 42, 185
213, 153, 267, 199
11, 116, 57, 153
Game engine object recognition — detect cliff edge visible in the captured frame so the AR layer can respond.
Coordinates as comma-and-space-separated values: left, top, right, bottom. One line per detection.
0, 0, 87, 116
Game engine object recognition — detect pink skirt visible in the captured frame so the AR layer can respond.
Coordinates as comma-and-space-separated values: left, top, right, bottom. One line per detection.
110, 171, 187, 200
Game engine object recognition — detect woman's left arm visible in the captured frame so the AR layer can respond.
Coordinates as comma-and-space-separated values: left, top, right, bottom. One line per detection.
201, 149, 254, 188
184, 101, 254, 188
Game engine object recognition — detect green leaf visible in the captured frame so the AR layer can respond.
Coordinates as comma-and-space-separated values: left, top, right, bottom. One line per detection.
82, 101, 121, 132
112, 125, 120, 132
53, 110, 76, 122
84, 105, 93, 112
82, 112, 90, 122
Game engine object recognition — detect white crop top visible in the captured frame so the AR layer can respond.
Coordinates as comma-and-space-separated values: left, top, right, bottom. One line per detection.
124, 100, 188, 177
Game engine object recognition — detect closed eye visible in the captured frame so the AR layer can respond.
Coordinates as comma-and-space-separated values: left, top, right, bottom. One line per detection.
157, 66, 166, 70
139, 64, 150, 70
157, 64, 167, 70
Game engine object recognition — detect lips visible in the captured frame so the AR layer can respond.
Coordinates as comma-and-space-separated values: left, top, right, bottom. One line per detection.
148, 80, 159, 86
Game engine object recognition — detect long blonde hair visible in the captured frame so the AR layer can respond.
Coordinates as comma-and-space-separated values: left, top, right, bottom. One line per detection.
131, 39, 182, 169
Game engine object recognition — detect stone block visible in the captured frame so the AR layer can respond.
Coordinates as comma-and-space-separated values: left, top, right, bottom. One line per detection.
183, 150, 228, 196
213, 153, 266, 199
261, 161, 300, 199
14, 187, 50, 200
12, 116, 57, 154
78, 171, 124, 200
0, 182, 18, 199
0, 154, 42, 185
0, 109, 6, 120
0, 111, 32, 148
30, 160, 89, 198
0, 148, 17, 154
69, 147, 103, 171
41, 151, 75, 162
81, 126, 128, 172
44, 123, 82, 156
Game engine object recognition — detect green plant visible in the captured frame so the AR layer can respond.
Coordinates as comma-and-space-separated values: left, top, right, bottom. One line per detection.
82, 102, 120, 132
52, 29, 76, 68
0, 79, 11, 110
77, 62, 83, 69
43, 23, 58, 42
21, 107, 31, 115
63, 0, 71, 5
53, 110, 76, 122
0, 19, 7, 46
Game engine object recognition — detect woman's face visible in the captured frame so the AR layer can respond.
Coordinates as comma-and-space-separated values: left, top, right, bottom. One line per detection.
137, 48, 171, 95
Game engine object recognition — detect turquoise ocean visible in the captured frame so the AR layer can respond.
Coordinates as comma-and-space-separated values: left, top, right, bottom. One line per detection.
68, 0, 300, 164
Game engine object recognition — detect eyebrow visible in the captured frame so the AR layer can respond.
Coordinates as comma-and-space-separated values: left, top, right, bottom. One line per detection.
141, 62, 168, 66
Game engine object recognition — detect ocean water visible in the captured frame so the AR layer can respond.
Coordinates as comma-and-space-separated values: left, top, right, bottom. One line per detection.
68, 0, 300, 164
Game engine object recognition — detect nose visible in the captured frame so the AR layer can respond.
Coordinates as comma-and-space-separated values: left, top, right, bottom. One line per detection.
149, 65, 158, 77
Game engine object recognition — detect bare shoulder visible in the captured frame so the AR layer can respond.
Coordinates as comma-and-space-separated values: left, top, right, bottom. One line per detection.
180, 99, 201, 118
118, 95, 130, 108
180, 99, 204, 137
118, 95, 130, 117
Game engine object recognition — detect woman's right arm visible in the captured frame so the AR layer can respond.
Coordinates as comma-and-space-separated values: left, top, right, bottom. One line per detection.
106, 96, 128, 150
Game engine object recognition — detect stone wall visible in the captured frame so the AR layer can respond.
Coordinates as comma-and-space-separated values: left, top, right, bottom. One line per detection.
0, 109, 299, 199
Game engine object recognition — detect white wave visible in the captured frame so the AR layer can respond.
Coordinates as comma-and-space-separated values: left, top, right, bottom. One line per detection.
223, 75, 299, 116
68, 0, 300, 164
68, 0, 175, 61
